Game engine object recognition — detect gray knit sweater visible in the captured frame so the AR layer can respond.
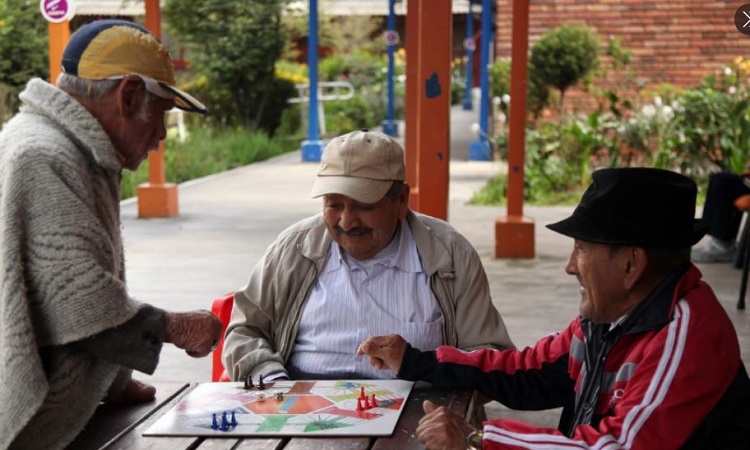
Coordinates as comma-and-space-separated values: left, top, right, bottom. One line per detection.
0, 79, 160, 449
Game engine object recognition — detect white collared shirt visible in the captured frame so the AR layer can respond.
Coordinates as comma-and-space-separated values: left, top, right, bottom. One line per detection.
287, 221, 445, 379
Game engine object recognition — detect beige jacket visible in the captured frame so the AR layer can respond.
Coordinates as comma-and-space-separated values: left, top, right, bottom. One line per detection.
223, 210, 514, 380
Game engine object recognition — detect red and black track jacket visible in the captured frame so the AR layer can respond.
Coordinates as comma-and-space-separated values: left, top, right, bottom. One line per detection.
398, 264, 750, 449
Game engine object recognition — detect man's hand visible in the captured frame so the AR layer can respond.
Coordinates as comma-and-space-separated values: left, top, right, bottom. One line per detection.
165, 310, 222, 357
416, 400, 475, 450
356, 334, 408, 373
106, 377, 156, 405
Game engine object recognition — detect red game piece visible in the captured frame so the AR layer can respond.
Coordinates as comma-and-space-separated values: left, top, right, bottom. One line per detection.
360, 387, 366, 399
364, 395, 371, 409
356, 398, 364, 411
371, 394, 378, 407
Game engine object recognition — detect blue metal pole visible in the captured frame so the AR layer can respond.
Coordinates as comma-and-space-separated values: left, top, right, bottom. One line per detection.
468, 0, 492, 161
462, 1, 474, 111
382, 0, 398, 136
301, 0, 325, 162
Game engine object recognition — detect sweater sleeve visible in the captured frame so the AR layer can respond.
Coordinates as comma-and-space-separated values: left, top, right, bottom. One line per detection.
8, 146, 140, 347
70, 304, 166, 375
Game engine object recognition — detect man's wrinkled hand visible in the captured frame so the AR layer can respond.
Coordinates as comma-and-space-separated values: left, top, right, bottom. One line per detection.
356, 334, 408, 373
165, 310, 222, 358
416, 400, 474, 450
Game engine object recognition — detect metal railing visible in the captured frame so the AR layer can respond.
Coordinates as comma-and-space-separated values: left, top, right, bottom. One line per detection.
288, 80, 355, 136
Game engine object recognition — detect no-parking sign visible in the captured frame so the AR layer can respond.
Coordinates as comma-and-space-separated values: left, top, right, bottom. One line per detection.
40, 0, 75, 23
384, 30, 400, 46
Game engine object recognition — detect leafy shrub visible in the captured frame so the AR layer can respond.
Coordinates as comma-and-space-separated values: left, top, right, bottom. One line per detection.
530, 24, 600, 111
489, 59, 550, 119
120, 127, 297, 199
324, 94, 375, 136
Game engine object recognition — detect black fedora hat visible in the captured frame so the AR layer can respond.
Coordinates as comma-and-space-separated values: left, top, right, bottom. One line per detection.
547, 168, 708, 247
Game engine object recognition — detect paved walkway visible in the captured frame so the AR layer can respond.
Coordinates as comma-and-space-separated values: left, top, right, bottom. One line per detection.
125, 105, 749, 426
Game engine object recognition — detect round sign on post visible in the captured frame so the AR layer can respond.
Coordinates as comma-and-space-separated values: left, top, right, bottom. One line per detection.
40, 0, 75, 24
463, 37, 476, 52
384, 30, 400, 47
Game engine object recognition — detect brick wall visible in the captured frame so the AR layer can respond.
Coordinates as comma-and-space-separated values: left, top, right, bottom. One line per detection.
495, 0, 750, 111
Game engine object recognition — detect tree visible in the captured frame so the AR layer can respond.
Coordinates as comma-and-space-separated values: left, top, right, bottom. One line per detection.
164, 0, 287, 129
0, 0, 49, 120
529, 24, 599, 113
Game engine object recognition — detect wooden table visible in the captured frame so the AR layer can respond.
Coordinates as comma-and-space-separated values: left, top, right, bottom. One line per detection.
69, 382, 475, 450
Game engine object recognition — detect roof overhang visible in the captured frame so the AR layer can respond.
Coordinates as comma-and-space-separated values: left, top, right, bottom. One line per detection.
288, 0, 475, 16
73, 0, 145, 16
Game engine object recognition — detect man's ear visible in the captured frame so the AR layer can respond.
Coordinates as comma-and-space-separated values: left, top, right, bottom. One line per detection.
623, 247, 648, 290
115, 75, 146, 118
398, 183, 411, 220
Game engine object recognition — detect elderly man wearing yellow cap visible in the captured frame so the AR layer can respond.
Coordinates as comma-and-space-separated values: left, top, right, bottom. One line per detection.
0, 20, 220, 449
223, 129, 514, 386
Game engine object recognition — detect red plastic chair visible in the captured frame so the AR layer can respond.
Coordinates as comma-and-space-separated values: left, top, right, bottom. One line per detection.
210, 292, 234, 381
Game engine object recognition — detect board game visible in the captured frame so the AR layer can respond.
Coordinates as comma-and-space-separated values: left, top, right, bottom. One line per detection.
144, 379, 414, 437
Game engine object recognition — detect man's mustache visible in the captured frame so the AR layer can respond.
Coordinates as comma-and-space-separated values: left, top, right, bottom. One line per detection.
335, 226, 371, 236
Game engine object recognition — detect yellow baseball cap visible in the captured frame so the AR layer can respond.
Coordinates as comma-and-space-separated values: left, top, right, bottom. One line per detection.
61, 19, 206, 114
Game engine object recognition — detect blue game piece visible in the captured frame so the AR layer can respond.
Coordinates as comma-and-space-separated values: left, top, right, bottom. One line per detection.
211, 413, 219, 430
230, 411, 238, 426
220, 411, 229, 431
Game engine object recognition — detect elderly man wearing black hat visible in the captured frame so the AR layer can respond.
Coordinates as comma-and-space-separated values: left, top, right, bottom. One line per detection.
358, 168, 750, 450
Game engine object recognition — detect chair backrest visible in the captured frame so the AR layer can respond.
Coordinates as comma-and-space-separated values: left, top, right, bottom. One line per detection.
210, 292, 234, 382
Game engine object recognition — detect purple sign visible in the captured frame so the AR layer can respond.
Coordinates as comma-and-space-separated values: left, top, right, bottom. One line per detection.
40, 0, 75, 23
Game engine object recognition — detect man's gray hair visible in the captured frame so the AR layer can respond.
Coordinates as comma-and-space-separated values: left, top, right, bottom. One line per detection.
56, 73, 121, 100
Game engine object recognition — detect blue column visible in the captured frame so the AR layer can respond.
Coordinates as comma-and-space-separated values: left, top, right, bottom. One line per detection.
462, 1, 474, 111
381, 0, 398, 136
468, 0, 493, 161
301, 0, 325, 162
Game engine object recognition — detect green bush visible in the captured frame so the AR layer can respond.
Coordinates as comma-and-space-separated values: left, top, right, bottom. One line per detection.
120, 127, 297, 199
324, 94, 375, 136
530, 24, 600, 111
489, 59, 550, 119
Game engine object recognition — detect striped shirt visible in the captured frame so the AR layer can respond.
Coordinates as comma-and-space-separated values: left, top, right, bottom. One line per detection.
287, 221, 445, 379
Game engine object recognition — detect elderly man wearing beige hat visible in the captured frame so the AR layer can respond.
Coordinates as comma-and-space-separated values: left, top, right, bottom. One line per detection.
224, 129, 514, 384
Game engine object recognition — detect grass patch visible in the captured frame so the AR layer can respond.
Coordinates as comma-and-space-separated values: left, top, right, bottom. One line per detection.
121, 127, 297, 200
469, 174, 584, 206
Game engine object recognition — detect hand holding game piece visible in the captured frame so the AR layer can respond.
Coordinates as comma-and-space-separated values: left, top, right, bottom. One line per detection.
164, 310, 222, 358
356, 334, 408, 372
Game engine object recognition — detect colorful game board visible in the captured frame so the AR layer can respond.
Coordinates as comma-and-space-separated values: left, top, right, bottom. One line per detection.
143, 379, 414, 437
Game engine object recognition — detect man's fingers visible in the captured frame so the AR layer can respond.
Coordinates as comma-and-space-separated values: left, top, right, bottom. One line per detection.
423, 400, 438, 414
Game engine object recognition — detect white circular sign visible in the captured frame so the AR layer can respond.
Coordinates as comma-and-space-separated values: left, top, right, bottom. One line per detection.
463, 37, 476, 52
384, 30, 400, 46
40, 0, 75, 24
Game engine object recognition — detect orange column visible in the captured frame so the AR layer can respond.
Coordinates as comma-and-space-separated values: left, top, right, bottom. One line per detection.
137, 0, 179, 218
48, 22, 69, 83
404, 0, 452, 220
495, 0, 534, 258
404, 0, 419, 210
